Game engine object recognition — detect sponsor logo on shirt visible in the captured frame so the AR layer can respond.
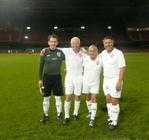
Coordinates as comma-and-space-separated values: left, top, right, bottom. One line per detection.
52, 58, 57, 60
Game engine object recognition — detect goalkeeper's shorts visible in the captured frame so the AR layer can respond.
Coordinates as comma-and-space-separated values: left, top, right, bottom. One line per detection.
42, 74, 64, 97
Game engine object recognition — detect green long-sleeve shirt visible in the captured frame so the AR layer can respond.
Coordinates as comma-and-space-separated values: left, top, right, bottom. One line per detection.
39, 48, 65, 80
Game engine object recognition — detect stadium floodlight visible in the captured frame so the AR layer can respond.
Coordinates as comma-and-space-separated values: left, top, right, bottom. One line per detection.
27, 26, 31, 30
81, 26, 85, 29
108, 26, 112, 29
24, 35, 29, 39
54, 26, 58, 30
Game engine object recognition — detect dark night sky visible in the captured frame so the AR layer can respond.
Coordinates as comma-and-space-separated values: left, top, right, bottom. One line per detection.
0, 0, 149, 29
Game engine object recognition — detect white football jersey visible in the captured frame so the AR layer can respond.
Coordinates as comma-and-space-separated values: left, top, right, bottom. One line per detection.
100, 48, 126, 78
83, 55, 102, 84
59, 48, 84, 75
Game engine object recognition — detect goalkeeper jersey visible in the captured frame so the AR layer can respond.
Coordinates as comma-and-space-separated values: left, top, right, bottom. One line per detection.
39, 48, 65, 80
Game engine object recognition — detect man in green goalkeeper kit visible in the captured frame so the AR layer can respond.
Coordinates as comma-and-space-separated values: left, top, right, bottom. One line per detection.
39, 34, 65, 123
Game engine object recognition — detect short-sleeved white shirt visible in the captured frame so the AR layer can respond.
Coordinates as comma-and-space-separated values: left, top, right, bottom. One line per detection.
100, 48, 126, 79
59, 48, 84, 75
83, 54, 102, 84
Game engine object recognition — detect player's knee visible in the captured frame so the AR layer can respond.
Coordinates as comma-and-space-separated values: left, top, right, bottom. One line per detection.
86, 94, 91, 101
91, 95, 97, 103
111, 97, 119, 105
106, 94, 111, 103
65, 95, 71, 101
55, 96, 61, 100
55, 96, 62, 103
43, 96, 50, 102
75, 95, 80, 101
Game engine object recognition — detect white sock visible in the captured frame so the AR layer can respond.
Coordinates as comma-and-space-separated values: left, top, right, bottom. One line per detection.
64, 101, 71, 118
55, 96, 62, 116
111, 104, 120, 124
86, 100, 91, 113
43, 97, 50, 116
73, 100, 80, 116
91, 102, 97, 120
107, 103, 112, 120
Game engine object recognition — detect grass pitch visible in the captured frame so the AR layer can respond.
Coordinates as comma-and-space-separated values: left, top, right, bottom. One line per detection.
0, 53, 149, 140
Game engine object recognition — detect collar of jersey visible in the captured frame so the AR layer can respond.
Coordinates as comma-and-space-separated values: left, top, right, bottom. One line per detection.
48, 48, 57, 52
106, 47, 116, 55
70, 48, 81, 55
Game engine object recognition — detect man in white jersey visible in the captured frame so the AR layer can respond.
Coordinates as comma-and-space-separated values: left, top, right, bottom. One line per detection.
60, 37, 84, 124
100, 36, 126, 129
82, 45, 102, 127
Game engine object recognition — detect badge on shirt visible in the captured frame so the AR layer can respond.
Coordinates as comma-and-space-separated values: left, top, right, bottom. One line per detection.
105, 86, 109, 90
57, 52, 61, 57
85, 59, 88, 63
96, 60, 99, 65
79, 53, 82, 57
110, 53, 114, 58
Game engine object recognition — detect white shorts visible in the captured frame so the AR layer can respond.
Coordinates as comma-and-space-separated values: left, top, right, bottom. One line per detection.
103, 77, 123, 98
83, 81, 99, 94
65, 74, 83, 96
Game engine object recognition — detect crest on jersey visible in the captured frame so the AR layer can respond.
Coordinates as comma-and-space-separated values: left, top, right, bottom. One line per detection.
110, 53, 114, 58
86, 59, 88, 63
79, 53, 82, 57
105, 86, 109, 90
57, 52, 61, 57
96, 60, 99, 65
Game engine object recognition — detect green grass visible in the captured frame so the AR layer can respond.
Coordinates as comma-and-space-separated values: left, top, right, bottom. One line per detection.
0, 53, 149, 140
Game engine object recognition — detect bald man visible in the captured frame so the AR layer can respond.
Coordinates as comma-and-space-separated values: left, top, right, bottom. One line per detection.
82, 45, 102, 127
58, 37, 85, 124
